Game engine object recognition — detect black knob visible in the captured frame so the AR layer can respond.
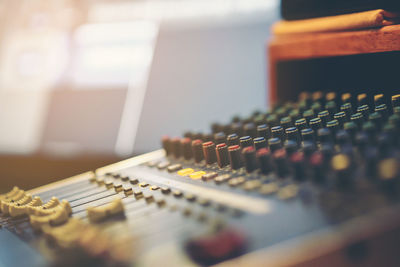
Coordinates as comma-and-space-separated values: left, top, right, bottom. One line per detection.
375, 104, 388, 121
203, 141, 217, 165
350, 112, 364, 129
244, 123, 257, 138
192, 139, 204, 163
341, 93, 352, 104
331, 153, 353, 189
257, 124, 270, 140
326, 120, 339, 140
317, 128, 332, 144
284, 140, 298, 155
392, 94, 400, 108
280, 116, 292, 129
227, 133, 239, 146
309, 117, 322, 138
325, 101, 337, 117
268, 137, 282, 152
357, 93, 368, 106
273, 149, 289, 178
374, 94, 384, 107
357, 104, 369, 119
285, 127, 300, 145
256, 148, 273, 174
301, 128, 315, 143
216, 143, 229, 168
181, 138, 193, 160
303, 109, 314, 124
242, 146, 258, 173
253, 137, 267, 150
295, 118, 307, 131
290, 151, 306, 181
230, 122, 244, 136
239, 136, 254, 149
369, 112, 382, 129
344, 122, 357, 142
333, 112, 347, 128
228, 145, 243, 170
266, 114, 279, 127
271, 126, 285, 141
311, 102, 322, 115
214, 132, 226, 145
318, 110, 330, 126
289, 109, 301, 122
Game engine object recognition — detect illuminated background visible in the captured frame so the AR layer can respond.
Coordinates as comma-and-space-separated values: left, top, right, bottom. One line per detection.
0, 0, 279, 190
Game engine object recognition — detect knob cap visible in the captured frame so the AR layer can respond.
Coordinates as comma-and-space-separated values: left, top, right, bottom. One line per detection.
257, 124, 270, 140
214, 132, 226, 145
244, 123, 257, 138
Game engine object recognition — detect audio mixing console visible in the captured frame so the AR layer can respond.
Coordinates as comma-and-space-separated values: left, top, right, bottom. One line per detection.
1, 91, 400, 267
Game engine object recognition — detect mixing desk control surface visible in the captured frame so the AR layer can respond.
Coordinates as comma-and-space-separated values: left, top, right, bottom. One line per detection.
1, 91, 400, 267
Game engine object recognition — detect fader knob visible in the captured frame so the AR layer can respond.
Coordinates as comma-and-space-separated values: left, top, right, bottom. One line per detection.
285, 127, 300, 145
268, 137, 282, 152
203, 141, 217, 165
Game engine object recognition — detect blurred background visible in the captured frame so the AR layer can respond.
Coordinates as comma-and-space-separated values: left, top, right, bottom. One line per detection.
0, 0, 279, 191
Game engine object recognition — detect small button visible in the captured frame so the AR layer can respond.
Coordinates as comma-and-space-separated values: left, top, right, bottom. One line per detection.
113, 182, 123, 192
183, 207, 192, 216
156, 198, 166, 207
228, 177, 246, 187
178, 168, 195, 176
259, 183, 279, 195
161, 187, 171, 194
139, 182, 149, 188
242, 180, 262, 191
129, 177, 139, 185
147, 161, 159, 167
120, 176, 129, 181
105, 179, 114, 189
144, 194, 154, 203
202, 172, 218, 181
167, 164, 182, 172
133, 190, 143, 199
157, 161, 171, 170
173, 190, 183, 198
190, 171, 206, 180
185, 194, 197, 202
278, 185, 298, 200
123, 185, 133, 196
197, 198, 211, 207
150, 185, 160, 191
214, 174, 231, 184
